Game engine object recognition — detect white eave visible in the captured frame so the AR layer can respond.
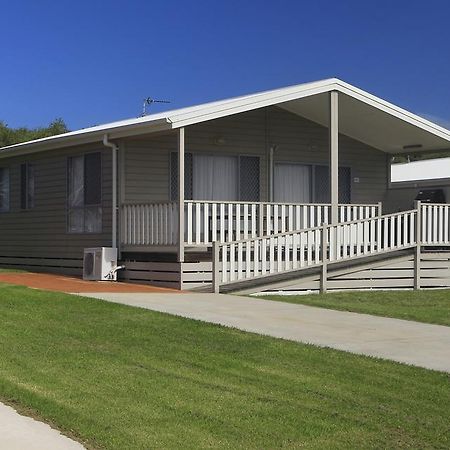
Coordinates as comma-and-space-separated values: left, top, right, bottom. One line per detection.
1, 78, 449, 158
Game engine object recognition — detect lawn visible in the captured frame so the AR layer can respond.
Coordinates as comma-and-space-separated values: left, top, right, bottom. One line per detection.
0, 267, 27, 273
259, 289, 450, 326
0, 284, 449, 449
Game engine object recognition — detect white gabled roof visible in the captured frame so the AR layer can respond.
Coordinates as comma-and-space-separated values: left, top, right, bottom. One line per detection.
1, 78, 449, 158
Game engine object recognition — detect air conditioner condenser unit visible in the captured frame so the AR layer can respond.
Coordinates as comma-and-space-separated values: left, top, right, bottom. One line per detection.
83, 247, 118, 281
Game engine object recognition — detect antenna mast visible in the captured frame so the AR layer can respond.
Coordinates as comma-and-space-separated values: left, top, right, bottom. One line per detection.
142, 97, 171, 116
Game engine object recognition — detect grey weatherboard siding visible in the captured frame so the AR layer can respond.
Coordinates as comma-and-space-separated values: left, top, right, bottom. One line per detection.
123, 106, 388, 205
0, 144, 112, 265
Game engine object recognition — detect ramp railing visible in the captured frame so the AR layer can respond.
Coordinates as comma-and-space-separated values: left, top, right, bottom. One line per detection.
212, 208, 420, 292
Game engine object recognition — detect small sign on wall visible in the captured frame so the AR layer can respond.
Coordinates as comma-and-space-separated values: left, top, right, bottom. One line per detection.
353, 177, 360, 183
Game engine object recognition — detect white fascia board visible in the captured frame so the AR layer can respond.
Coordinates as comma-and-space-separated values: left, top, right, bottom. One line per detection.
334, 80, 450, 141
168, 78, 338, 120
168, 78, 450, 145
168, 79, 339, 128
0, 118, 172, 158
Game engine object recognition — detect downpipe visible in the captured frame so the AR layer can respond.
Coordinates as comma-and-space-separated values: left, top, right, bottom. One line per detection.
103, 134, 119, 250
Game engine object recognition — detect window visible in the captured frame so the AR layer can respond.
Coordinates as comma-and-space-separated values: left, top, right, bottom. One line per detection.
170, 152, 193, 201
0, 167, 10, 212
314, 165, 351, 203
20, 163, 35, 209
273, 163, 351, 203
170, 153, 260, 202
239, 156, 260, 201
193, 154, 238, 200
274, 164, 311, 203
67, 153, 102, 233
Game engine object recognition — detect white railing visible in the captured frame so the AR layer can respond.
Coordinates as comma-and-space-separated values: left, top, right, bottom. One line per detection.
121, 201, 382, 247
184, 201, 381, 246
121, 202, 178, 246
421, 203, 450, 245
328, 210, 417, 262
213, 209, 418, 290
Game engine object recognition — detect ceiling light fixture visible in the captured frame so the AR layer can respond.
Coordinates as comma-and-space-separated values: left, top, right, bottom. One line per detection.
402, 144, 423, 150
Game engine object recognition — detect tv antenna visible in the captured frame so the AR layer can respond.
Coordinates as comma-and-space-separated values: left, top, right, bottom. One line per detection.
142, 97, 171, 116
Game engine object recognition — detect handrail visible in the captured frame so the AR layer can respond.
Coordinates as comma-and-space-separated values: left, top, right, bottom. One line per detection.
184, 200, 380, 208
218, 208, 418, 246
122, 201, 178, 206
420, 202, 450, 207
122, 200, 381, 208
213, 208, 420, 291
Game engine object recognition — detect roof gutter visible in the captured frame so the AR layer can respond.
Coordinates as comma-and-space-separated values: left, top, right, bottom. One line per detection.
0, 117, 172, 159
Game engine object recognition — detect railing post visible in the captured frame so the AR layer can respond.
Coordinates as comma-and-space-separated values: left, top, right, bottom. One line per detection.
320, 224, 328, 293
414, 201, 421, 290
212, 240, 220, 293
377, 201, 382, 217
259, 203, 264, 237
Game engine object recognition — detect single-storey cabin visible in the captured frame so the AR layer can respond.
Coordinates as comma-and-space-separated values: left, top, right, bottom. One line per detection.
1, 78, 450, 293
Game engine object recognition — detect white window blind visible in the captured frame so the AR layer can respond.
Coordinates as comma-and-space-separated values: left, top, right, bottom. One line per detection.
274, 164, 311, 203
192, 154, 238, 201
171, 152, 260, 202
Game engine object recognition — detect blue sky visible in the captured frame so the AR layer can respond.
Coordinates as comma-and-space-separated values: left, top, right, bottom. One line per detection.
1, 0, 449, 130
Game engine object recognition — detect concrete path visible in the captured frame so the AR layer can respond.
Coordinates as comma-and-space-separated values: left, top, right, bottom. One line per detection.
0, 402, 85, 450
80, 292, 450, 373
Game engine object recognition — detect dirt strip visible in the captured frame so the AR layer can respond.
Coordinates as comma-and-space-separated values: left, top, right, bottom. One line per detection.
0, 272, 181, 293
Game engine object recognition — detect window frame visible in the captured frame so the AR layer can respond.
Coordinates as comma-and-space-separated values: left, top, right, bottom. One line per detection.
66, 152, 103, 234
312, 164, 352, 203
0, 167, 10, 213
272, 160, 352, 204
170, 151, 261, 202
20, 163, 36, 210
273, 162, 313, 203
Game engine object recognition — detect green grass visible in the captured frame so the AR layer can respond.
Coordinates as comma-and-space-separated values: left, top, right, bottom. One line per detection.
259, 290, 450, 326
0, 267, 27, 273
0, 285, 449, 449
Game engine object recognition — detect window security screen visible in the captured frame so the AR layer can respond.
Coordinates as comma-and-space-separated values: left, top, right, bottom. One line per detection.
314, 165, 351, 203
0, 167, 9, 212
21, 163, 35, 209
67, 153, 102, 233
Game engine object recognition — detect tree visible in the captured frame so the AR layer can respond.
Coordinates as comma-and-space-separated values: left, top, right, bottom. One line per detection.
0, 118, 69, 147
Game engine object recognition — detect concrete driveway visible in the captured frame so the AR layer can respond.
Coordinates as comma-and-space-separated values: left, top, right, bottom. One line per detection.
0, 402, 84, 450
80, 292, 450, 373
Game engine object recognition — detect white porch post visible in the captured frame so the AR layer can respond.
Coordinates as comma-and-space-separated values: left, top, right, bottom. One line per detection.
112, 144, 118, 249
329, 90, 339, 224
177, 127, 185, 262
